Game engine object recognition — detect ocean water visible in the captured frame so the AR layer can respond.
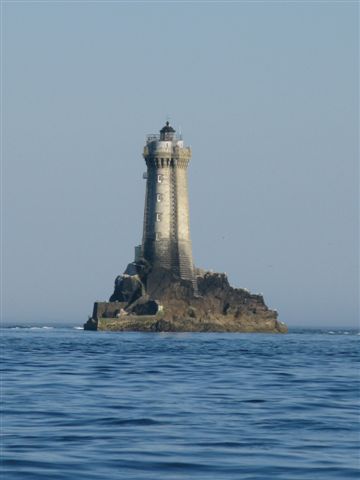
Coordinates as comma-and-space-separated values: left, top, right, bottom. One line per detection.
1, 328, 359, 480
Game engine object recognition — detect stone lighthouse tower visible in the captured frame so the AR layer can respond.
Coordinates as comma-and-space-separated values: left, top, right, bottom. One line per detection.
141, 122, 197, 291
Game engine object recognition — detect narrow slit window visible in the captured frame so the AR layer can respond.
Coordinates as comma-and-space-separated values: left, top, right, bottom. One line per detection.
157, 174, 163, 183
156, 213, 162, 222
157, 193, 162, 202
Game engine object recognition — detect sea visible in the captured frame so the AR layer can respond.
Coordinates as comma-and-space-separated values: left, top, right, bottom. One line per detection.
1, 327, 359, 480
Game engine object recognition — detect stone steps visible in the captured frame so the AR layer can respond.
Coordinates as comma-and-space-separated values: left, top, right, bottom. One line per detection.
178, 259, 198, 295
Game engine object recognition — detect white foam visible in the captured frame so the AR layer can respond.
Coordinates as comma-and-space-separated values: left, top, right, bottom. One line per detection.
29, 326, 54, 330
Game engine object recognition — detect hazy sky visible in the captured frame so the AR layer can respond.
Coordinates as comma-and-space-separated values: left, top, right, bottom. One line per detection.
3, 1, 358, 328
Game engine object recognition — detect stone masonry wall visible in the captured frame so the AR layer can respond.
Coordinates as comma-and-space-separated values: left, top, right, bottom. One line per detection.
142, 141, 196, 287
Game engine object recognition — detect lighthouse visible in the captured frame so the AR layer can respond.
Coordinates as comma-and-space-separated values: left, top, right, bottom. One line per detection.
141, 122, 197, 291
85, 121, 286, 332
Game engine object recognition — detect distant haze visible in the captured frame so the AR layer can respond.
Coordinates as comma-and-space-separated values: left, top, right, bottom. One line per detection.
3, 2, 358, 328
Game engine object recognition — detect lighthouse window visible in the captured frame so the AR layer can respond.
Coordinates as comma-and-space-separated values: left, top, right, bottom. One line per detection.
157, 174, 163, 183
156, 213, 162, 222
157, 193, 162, 202
155, 232, 161, 240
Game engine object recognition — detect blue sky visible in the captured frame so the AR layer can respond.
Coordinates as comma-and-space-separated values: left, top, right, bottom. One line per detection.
3, 1, 358, 328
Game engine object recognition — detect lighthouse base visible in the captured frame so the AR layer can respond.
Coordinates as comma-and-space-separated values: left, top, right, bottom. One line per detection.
85, 267, 287, 333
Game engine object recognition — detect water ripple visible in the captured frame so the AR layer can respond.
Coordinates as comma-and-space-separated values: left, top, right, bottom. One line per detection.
1, 329, 359, 479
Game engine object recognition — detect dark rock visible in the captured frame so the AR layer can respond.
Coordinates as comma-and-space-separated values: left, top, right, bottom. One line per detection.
109, 274, 145, 303
84, 317, 97, 330
127, 296, 160, 316
123, 262, 138, 276
188, 306, 197, 318
86, 267, 287, 333
123, 258, 151, 280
